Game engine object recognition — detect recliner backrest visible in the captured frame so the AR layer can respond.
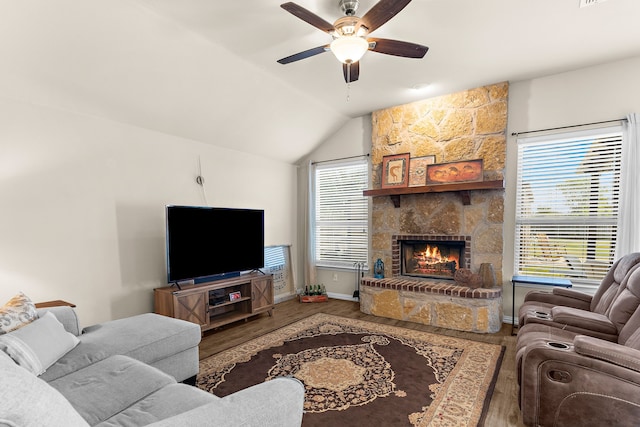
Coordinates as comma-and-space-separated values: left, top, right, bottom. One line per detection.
591, 253, 640, 314
608, 265, 640, 336
621, 316, 640, 349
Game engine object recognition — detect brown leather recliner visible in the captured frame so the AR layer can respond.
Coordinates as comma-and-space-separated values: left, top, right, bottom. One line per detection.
517, 266, 640, 425
518, 252, 640, 340
516, 264, 640, 378
518, 324, 640, 426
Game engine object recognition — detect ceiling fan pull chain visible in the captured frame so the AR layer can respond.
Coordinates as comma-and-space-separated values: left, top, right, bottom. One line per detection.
346, 62, 351, 102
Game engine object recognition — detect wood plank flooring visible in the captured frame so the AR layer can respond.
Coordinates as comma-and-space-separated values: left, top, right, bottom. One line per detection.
200, 298, 524, 427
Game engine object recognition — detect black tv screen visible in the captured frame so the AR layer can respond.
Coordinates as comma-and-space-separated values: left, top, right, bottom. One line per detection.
166, 205, 264, 283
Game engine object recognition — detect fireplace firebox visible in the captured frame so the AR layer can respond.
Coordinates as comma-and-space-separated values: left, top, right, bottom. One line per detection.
392, 235, 471, 280
401, 240, 464, 279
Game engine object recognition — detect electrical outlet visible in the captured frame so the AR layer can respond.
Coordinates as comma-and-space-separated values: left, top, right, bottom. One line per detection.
332, 273, 338, 281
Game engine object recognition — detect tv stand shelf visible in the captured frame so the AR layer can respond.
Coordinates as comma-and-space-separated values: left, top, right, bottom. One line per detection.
154, 272, 274, 332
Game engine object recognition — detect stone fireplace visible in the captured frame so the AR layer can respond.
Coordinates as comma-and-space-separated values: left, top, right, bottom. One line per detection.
359, 82, 508, 333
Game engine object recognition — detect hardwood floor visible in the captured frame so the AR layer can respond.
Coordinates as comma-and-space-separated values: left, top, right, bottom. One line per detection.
200, 298, 525, 427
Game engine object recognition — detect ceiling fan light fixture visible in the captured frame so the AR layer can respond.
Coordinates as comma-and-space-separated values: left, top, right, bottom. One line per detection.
330, 36, 369, 64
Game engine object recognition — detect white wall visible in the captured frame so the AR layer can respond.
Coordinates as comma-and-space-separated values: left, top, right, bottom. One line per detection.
0, 97, 297, 327
296, 115, 372, 299
504, 55, 640, 321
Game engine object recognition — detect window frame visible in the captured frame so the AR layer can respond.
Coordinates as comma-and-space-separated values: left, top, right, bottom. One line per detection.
514, 125, 623, 287
313, 158, 369, 270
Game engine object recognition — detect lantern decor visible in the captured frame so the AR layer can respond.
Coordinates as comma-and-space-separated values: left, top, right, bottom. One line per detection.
374, 258, 385, 279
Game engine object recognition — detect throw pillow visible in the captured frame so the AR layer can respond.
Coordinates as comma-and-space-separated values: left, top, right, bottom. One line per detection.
0, 311, 80, 375
0, 292, 38, 334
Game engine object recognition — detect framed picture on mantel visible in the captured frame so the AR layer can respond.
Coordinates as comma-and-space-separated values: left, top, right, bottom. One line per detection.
381, 153, 410, 189
408, 155, 436, 187
426, 159, 483, 185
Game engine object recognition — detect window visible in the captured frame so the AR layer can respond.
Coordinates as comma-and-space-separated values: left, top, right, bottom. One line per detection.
515, 126, 623, 285
314, 159, 369, 269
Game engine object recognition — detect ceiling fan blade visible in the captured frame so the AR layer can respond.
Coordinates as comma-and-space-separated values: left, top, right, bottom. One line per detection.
280, 2, 335, 34
360, 0, 412, 33
369, 38, 428, 58
277, 45, 329, 64
343, 61, 360, 83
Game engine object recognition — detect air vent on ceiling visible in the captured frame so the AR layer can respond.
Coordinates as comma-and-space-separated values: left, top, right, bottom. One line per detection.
579, 0, 608, 8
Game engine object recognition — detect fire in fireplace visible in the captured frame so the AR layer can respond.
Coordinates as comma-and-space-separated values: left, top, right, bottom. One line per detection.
401, 240, 465, 279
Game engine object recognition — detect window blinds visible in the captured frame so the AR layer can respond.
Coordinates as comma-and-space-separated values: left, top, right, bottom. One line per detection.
315, 159, 369, 269
515, 127, 623, 285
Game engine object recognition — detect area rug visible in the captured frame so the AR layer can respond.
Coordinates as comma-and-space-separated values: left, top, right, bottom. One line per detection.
197, 313, 504, 426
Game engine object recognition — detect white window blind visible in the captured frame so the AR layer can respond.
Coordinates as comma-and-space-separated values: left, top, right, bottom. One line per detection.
515, 126, 623, 285
314, 159, 369, 269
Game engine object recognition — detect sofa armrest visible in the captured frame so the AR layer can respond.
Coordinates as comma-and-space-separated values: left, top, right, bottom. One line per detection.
574, 335, 640, 373
146, 377, 305, 427
36, 306, 81, 336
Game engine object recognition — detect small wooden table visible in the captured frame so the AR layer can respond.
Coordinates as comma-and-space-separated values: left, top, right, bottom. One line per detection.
34, 300, 76, 309
511, 275, 572, 335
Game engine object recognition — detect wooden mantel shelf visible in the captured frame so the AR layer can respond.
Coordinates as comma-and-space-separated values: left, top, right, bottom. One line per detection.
363, 179, 504, 207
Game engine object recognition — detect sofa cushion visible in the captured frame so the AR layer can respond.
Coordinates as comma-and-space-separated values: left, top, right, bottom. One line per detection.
0, 291, 37, 334
39, 313, 201, 382
96, 383, 217, 427
0, 311, 80, 375
0, 350, 89, 427
145, 377, 305, 427
49, 355, 176, 426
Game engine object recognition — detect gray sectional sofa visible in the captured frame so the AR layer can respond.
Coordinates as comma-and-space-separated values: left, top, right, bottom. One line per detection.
0, 306, 304, 426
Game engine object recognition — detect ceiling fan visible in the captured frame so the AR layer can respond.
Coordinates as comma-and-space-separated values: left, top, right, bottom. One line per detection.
277, 0, 428, 83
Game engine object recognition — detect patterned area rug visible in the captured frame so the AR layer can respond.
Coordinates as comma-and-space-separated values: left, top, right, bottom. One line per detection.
198, 313, 504, 426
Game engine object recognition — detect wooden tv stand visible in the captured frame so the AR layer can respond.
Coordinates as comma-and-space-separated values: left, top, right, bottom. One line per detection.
154, 272, 273, 332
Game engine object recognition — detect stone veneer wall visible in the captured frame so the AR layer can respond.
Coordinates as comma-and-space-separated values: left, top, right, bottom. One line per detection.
370, 82, 508, 283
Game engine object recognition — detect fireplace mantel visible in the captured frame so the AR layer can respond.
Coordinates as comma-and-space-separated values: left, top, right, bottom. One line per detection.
363, 179, 504, 208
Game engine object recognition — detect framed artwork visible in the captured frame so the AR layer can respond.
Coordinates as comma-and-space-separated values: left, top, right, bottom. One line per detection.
426, 159, 483, 184
408, 155, 436, 187
381, 153, 410, 188
229, 291, 242, 301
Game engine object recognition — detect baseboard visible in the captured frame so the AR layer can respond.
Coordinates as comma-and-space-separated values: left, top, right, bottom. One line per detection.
326, 292, 359, 302
275, 292, 297, 304
503, 315, 517, 326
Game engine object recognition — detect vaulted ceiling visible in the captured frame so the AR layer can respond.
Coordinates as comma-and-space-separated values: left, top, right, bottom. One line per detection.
2, 0, 640, 164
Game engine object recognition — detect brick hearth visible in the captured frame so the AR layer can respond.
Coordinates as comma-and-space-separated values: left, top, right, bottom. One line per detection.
359, 277, 503, 333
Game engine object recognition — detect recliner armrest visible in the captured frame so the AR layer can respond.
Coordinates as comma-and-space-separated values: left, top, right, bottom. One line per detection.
523, 290, 591, 310
574, 335, 640, 373
552, 287, 593, 303
550, 306, 618, 334
519, 337, 640, 427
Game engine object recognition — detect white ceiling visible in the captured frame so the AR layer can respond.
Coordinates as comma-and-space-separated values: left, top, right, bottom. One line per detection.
2, 0, 640, 164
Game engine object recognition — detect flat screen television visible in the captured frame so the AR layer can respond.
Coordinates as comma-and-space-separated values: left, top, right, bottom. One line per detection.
166, 205, 264, 284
